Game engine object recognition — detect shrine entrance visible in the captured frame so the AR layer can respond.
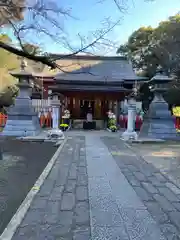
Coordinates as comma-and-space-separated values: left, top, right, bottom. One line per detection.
59, 91, 126, 125
80, 100, 95, 118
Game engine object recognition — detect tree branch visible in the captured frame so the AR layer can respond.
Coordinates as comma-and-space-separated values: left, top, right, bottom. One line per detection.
0, 0, 125, 72
0, 41, 57, 68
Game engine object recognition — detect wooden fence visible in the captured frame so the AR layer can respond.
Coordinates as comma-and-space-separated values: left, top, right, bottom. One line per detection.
32, 99, 51, 113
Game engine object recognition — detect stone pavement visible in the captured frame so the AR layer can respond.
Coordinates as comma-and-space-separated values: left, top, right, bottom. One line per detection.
5, 132, 180, 239
10, 136, 90, 240
102, 137, 180, 240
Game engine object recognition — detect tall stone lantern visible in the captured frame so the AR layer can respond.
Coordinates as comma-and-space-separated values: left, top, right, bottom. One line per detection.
2, 58, 41, 136
143, 71, 178, 139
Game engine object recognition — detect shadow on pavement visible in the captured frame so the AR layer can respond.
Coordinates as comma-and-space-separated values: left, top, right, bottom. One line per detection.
0, 137, 57, 235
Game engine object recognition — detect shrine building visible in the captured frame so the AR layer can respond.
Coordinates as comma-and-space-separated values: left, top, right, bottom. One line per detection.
32, 54, 146, 127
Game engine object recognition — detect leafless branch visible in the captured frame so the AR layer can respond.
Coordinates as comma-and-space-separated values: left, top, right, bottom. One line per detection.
0, 40, 57, 68
112, 0, 129, 13
0, 0, 128, 70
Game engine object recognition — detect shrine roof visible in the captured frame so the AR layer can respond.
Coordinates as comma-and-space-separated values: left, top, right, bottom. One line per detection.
15, 54, 147, 84
54, 55, 143, 83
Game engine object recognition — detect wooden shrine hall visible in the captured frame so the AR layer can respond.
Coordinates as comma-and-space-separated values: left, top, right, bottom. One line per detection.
33, 54, 146, 128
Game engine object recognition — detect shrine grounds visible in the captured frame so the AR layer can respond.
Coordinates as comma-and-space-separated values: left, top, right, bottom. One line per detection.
0, 137, 57, 235
1, 132, 180, 239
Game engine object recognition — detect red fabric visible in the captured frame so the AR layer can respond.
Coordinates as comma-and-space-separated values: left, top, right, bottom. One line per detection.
175, 117, 180, 129
123, 115, 128, 129
135, 115, 143, 130
119, 115, 124, 128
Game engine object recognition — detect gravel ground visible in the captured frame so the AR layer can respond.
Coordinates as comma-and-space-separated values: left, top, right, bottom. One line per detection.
0, 138, 57, 235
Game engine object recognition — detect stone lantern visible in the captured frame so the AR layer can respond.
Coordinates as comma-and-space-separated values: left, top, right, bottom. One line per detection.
2, 58, 41, 136
146, 71, 178, 139
139, 70, 179, 140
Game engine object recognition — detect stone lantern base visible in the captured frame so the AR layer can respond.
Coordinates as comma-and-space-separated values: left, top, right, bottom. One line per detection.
147, 120, 178, 140
2, 88, 41, 137
139, 96, 180, 140
2, 109, 41, 137
122, 130, 138, 141
147, 101, 178, 140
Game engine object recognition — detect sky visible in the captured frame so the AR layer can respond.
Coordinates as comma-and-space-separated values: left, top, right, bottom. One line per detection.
47, 0, 180, 54
2, 0, 180, 55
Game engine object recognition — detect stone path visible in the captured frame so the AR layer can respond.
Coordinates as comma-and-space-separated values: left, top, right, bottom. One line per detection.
86, 135, 164, 240
102, 137, 180, 240
4, 133, 180, 239
11, 136, 90, 240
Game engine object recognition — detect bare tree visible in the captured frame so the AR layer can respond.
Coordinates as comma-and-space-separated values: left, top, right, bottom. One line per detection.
0, 0, 127, 69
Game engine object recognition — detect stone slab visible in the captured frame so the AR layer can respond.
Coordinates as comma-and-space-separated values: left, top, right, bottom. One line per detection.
129, 138, 166, 144
86, 136, 165, 240
17, 130, 65, 144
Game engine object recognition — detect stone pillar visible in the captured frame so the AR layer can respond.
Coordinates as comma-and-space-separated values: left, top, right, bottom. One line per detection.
2, 59, 40, 136
122, 98, 138, 140
51, 95, 61, 129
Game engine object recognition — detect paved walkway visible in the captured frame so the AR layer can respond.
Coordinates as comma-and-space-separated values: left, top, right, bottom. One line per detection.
3, 132, 180, 239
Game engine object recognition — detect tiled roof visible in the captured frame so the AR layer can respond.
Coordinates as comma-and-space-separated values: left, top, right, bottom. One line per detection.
11, 55, 146, 83
54, 57, 139, 82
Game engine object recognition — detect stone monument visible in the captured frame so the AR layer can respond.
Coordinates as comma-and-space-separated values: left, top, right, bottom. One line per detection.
2, 58, 41, 136
139, 71, 179, 140
122, 94, 138, 141
50, 92, 61, 129
46, 92, 64, 140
